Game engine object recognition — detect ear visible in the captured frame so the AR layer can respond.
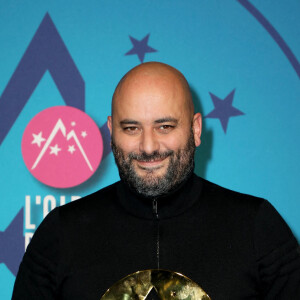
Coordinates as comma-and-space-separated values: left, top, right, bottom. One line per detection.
107, 116, 113, 136
192, 113, 202, 147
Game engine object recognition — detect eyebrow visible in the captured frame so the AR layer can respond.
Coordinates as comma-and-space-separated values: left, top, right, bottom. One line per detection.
119, 117, 178, 126
154, 117, 178, 124
120, 119, 140, 125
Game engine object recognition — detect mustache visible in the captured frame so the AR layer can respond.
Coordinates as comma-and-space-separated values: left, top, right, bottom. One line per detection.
128, 150, 174, 162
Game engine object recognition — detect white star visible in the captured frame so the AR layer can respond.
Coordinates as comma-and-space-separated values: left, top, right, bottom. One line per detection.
31, 132, 46, 147
49, 144, 61, 156
81, 131, 87, 138
68, 145, 76, 154
71, 121, 76, 126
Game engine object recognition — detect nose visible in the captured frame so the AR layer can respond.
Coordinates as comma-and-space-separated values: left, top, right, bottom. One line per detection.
139, 129, 160, 154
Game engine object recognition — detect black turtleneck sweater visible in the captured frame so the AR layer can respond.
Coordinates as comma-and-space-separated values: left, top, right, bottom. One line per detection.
12, 174, 300, 299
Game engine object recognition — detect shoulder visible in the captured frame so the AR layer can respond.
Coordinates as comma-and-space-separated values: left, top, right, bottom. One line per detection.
194, 175, 296, 243
197, 175, 298, 253
58, 181, 120, 217
26, 182, 121, 241
29, 181, 120, 241
198, 175, 264, 214
24, 181, 121, 264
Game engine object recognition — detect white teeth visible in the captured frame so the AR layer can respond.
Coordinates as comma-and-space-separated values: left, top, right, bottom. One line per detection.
137, 158, 164, 163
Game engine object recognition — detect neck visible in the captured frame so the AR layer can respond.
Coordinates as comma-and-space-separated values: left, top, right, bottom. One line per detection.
126, 168, 194, 200
116, 172, 203, 220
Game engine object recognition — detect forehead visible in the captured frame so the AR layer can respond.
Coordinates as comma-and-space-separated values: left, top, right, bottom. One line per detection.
113, 73, 190, 122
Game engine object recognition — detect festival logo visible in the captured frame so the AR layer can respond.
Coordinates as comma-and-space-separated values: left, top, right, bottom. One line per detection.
21, 106, 103, 188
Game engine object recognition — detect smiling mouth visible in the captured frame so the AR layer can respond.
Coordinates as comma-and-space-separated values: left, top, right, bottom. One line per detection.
136, 158, 166, 170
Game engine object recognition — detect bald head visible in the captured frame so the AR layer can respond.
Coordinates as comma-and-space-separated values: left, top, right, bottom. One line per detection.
107, 62, 202, 196
107, 62, 202, 197
112, 62, 194, 119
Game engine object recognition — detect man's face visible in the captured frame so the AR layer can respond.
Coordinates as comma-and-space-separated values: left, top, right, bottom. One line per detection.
108, 71, 201, 197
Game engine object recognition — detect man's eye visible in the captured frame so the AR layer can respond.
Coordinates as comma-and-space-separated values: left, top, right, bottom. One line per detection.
123, 127, 139, 134
158, 125, 174, 132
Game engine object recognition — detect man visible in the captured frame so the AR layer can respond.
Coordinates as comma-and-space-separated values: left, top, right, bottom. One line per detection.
13, 62, 300, 299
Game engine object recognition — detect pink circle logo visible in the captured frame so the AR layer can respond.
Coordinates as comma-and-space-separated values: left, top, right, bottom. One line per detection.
21, 106, 103, 188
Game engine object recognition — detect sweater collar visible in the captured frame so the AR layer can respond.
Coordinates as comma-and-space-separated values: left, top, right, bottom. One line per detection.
115, 173, 203, 220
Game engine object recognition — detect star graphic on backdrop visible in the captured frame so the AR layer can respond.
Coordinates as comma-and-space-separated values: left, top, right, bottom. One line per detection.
68, 145, 76, 154
125, 34, 157, 63
31, 132, 46, 147
205, 89, 245, 133
71, 121, 76, 126
81, 131, 87, 138
50, 144, 61, 155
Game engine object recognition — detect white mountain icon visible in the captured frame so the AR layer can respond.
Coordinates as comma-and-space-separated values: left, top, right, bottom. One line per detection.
31, 118, 93, 171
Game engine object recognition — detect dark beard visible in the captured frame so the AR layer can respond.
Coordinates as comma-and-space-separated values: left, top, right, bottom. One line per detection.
111, 130, 195, 198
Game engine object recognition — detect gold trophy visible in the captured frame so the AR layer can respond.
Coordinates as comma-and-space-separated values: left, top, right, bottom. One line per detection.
100, 269, 211, 300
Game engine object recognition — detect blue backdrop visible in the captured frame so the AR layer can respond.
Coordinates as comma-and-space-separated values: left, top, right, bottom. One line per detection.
0, 1, 299, 298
